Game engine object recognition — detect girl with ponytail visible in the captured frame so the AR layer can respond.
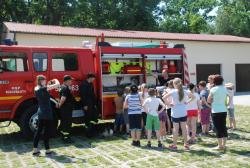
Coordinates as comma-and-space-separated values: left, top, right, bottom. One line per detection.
163, 78, 194, 151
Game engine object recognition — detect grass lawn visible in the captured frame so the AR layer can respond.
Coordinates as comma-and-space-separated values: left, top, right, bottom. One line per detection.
0, 105, 250, 168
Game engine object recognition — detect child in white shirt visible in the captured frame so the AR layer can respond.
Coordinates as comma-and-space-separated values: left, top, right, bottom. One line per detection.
186, 83, 200, 144
143, 88, 165, 148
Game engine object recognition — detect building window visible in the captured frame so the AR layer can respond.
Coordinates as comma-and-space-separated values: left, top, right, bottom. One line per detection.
33, 53, 48, 72
0, 52, 28, 72
52, 53, 78, 71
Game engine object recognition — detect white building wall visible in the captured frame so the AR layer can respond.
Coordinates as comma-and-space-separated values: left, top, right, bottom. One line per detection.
12, 33, 250, 88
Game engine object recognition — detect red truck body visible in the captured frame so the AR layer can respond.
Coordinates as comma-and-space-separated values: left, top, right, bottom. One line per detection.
0, 36, 189, 137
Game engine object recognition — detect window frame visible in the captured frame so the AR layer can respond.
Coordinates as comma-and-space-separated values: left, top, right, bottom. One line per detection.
0, 52, 29, 72
51, 52, 79, 72
32, 52, 48, 72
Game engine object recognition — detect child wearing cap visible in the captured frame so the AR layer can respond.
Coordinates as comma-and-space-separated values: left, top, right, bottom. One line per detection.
143, 88, 165, 148
225, 83, 236, 130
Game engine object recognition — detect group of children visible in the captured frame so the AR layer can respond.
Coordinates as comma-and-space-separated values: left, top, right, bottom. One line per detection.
113, 75, 236, 151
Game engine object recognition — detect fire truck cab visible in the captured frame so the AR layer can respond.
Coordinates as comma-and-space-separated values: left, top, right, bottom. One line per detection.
0, 36, 189, 138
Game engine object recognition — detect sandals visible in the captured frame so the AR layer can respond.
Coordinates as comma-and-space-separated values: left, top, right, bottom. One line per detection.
168, 144, 178, 151
187, 139, 196, 145
213, 146, 225, 151
184, 145, 190, 151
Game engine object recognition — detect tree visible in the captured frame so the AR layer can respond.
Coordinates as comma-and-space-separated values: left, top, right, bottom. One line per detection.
70, 0, 161, 30
159, 0, 217, 33
26, 0, 77, 25
0, 0, 30, 41
215, 0, 250, 37
114, 0, 161, 30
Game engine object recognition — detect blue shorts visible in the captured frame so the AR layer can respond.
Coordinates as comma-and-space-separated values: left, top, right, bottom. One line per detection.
171, 116, 187, 123
115, 113, 124, 126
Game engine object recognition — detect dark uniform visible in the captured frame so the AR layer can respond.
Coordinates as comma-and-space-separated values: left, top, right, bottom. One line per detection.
158, 75, 170, 86
80, 80, 98, 127
34, 86, 53, 150
59, 84, 74, 139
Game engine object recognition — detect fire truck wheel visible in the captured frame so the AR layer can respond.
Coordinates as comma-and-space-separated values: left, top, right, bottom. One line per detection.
19, 105, 39, 138
19, 105, 59, 139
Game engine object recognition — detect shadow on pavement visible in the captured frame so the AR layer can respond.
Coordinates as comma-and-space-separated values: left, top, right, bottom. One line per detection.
0, 123, 113, 155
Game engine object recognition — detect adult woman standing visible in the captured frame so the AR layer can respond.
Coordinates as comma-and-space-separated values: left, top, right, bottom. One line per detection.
208, 75, 228, 150
33, 75, 60, 156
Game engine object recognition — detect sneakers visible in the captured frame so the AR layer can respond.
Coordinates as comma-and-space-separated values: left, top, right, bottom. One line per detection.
45, 150, 56, 156
147, 142, 151, 148
158, 142, 163, 148
160, 136, 167, 141
131, 141, 141, 147
32, 151, 41, 156
136, 141, 141, 147
131, 141, 137, 146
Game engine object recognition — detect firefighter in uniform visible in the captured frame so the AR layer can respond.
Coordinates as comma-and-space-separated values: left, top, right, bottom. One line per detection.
80, 73, 98, 134
59, 75, 74, 143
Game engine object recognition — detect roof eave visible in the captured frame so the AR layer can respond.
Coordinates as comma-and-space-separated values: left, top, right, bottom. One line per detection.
8, 30, 250, 43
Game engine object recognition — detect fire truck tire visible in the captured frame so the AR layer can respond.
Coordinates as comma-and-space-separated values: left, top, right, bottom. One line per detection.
19, 105, 59, 139
19, 105, 39, 138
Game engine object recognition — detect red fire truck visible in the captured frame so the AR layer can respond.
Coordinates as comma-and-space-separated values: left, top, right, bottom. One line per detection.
0, 35, 189, 138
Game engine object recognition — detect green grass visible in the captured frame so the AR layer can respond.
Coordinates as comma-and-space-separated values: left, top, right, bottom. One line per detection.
0, 105, 250, 167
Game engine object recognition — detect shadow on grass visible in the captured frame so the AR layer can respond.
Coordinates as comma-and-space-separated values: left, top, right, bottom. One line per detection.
189, 149, 221, 157
234, 128, 250, 134
228, 132, 250, 141
228, 149, 250, 157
